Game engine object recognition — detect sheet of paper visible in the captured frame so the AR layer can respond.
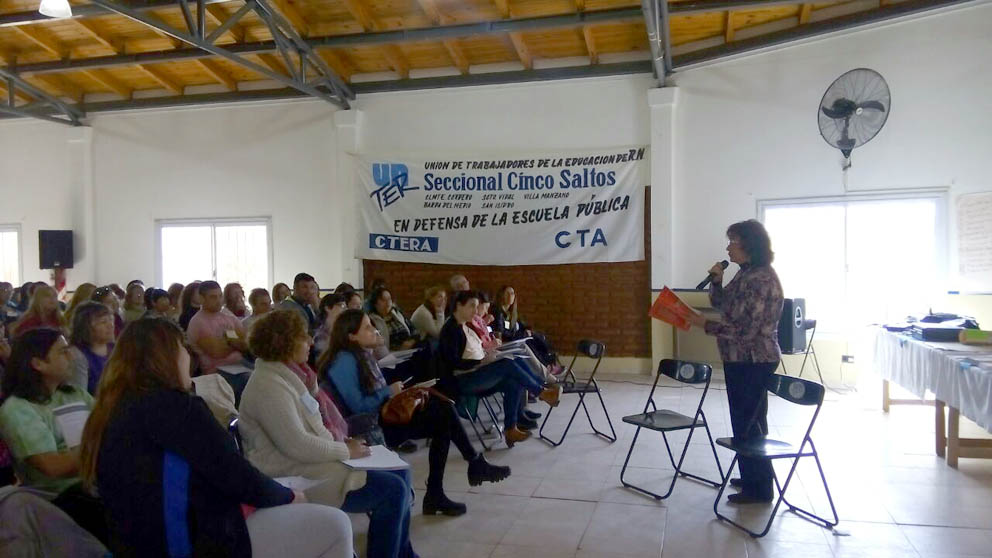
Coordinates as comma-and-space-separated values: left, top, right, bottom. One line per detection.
275, 476, 325, 491
342, 445, 411, 471
378, 349, 418, 369
52, 403, 90, 448
409, 379, 437, 389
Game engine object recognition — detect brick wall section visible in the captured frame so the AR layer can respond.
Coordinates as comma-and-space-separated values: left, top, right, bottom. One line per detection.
361, 189, 652, 358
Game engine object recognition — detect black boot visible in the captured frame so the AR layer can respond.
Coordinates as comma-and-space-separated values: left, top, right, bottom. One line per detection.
422, 491, 467, 516
522, 409, 542, 421
467, 455, 511, 486
517, 416, 539, 430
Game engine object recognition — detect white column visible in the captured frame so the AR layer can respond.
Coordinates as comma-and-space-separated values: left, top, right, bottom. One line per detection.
66, 126, 96, 288
333, 109, 364, 288
648, 87, 678, 290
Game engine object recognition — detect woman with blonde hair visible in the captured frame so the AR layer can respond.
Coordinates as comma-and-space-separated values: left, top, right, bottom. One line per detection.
11, 285, 66, 337
409, 285, 446, 341
79, 318, 353, 558
64, 283, 97, 325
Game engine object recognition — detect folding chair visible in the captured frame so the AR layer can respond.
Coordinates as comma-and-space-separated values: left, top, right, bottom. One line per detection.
620, 359, 724, 499
713, 374, 839, 538
539, 339, 617, 446
457, 392, 504, 451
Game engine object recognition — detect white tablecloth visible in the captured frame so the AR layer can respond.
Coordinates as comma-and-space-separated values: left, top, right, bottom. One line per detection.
873, 329, 992, 431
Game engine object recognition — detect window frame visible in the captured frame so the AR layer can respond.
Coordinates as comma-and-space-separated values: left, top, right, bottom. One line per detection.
154, 217, 273, 289
0, 224, 22, 286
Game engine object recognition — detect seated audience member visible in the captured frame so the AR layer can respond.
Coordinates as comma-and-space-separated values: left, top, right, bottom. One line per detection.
11, 285, 67, 337
178, 281, 203, 331
0, 282, 18, 327
224, 282, 249, 319
78, 318, 353, 558
314, 294, 347, 357
68, 303, 115, 394
369, 288, 418, 351
241, 311, 418, 558
89, 287, 124, 338
166, 283, 184, 320
344, 291, 363, 311
242, 288, 273, 333
321, 309, 510, 516
410, 285, 446, 342
0, 329, 108, 543
15, 282, 36, 313
439, 291, 561, 446
277, 273, 320, 335
121, 283, 145, 323
362, 278, 387, 313
333, 282, 355, 294
446, 274, 470, 315
474, 292, 551, 383
63, 283, 97, 326
187, 281, 248, 374
142, 288, 172, 320
272, 282, 292, 305
0, 486, 108, 557
492, 285, 561, 375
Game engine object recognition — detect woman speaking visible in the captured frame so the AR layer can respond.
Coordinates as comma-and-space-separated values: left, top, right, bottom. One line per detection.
687, 219, 783, 505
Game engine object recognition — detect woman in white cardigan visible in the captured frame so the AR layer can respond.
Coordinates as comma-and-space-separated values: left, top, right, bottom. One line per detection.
239, 310, 418, 558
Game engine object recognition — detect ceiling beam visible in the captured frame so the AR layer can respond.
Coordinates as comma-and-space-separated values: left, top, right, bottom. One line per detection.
673, 0, 981, 69
493, 0, 511, 18
34, 74, 84, 102
197, 59, 237, 90
75, 19, 122, 53
205, 5, 245, 42
13, 26, 67, 58
340, 1, 413, 79
442, 39, 469, 74
576, 0, 585, 12
255, 52, 290, 76
508, 32, 532, 69
582, 26, 597, 64
84, 68, 132, 97
798, 4, 813, 25
138, 63, 184, 93
342, 0, 377, 31
270, 0, 309, 36
0, 0, 231, 28
724, 11, 735, 42
416, 0, 444, 25
380, 45, 409, 78
12, 7, 644, 76
318, 50, 354, 81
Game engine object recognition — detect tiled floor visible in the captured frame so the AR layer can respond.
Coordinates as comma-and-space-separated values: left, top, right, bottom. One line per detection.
350, 373, 992, 558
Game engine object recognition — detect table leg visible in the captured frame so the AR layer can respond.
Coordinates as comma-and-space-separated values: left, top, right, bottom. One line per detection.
947, 406, 960, 468
935, 400, 946, 458
882, 379, 890, 412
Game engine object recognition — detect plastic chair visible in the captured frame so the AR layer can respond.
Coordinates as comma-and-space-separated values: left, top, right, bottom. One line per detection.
538, 339, 617, 446
620, 359, 724, 499
713, 374, 839, 538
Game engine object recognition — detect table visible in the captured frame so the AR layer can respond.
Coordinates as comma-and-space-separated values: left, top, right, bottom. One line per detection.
873, 329, 992, 467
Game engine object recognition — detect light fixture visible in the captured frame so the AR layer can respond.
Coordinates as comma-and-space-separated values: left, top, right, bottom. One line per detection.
39, 0, 72, 18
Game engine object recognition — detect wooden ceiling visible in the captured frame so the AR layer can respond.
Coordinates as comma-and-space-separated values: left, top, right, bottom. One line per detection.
0, 0, 967, 116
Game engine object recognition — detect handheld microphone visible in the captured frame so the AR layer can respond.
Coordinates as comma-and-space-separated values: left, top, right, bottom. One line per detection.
695, 260, 729, 290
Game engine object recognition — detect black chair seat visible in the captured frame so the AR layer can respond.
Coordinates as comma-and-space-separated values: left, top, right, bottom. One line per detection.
561, 381, 599, 394
715, 436, 811, 459
622, 410, 705, 432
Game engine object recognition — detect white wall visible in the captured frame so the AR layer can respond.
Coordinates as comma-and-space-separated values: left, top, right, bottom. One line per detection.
670, 1, 992, 287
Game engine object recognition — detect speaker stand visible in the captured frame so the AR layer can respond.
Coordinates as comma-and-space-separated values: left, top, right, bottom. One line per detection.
780, 323, 824, 385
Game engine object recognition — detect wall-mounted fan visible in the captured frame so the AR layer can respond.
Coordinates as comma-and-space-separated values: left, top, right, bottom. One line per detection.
818, 68, 890, 165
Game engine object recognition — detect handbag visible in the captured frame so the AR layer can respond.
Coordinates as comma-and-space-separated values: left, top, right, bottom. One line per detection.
345, 412, 386, 446
380, 387, 453, 426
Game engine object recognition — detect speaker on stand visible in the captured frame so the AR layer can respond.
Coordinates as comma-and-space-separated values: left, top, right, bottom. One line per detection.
778, 298, 824, 385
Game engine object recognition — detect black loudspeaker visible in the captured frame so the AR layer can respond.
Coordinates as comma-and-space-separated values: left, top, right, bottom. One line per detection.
778, 298, 806, 354
39, 230, 74, 269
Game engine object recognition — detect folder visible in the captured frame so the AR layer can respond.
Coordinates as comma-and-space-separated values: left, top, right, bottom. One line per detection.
649, 287, 701, 331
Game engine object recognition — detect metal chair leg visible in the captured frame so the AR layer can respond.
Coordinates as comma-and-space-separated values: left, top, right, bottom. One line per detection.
778, 441, 839, 529
538, 390, 585, 447
582, 382, 617, 442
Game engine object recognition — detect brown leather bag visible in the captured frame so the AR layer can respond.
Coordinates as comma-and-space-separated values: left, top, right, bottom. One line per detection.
380, 387, 454, 426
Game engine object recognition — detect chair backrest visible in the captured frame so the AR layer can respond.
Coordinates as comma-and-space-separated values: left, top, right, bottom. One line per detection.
577, 339, 605, 358
658, 359, 712, 385
227, 415, 243, 456
765, 374, 824, 406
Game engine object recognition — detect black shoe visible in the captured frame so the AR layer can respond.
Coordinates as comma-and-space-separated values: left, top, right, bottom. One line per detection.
729, 477, 743, 488
517, 416, 539, 430
422, 492, 467, 516
522, 409, 542, 421
392, 440, 418, 454
727, 492, 773, 505
467, 455, 511, 486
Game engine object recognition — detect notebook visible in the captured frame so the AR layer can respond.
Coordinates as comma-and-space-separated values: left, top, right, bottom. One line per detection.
342, 445, 410, 471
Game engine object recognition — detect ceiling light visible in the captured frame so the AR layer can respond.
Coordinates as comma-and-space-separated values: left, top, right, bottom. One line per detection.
39, 0, 72, 19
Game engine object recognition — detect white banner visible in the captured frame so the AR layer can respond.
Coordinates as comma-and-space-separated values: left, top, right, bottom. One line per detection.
355, 147, 648, 266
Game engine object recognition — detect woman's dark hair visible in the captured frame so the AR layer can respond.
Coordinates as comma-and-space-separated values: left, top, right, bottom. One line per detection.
2, 328, 72, 404
317, 309, 378, 393
345, 291, 362, 306
727, 219, 775, 267
318, 293, 346, 322
16, 282, 33, 311
248, 287, 270, 307
91, 285, 114, 303
198, 280, 221, 295
144, 288, 169, 310
369, 287, 391, 315
70, 302, 112, 348
334, 282, 355, 294
453, 289, 480, 307
476, 290, 490, 305
179, 281, 202, 312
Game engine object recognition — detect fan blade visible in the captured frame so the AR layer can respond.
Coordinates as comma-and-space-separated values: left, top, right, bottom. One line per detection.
858, 100, 886, 112
822, 98, 858, 119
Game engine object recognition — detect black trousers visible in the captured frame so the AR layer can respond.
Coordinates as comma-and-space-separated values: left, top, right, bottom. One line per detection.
382, 398, 478, 495
51, 482, 110, 545
723, 361, 776, 498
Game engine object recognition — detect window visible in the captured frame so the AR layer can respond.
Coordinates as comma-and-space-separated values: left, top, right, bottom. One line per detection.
0, 226, 20, 285
760, 193, 946, 334
157, 219, 271, 291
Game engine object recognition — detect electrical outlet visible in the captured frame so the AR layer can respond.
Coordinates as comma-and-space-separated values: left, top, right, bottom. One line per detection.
841, 355, 855, 364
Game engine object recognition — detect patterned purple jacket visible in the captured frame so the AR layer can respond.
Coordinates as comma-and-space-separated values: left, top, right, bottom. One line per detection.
705, 264, 784, 364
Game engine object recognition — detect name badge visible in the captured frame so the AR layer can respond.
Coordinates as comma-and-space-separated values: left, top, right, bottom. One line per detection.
300, 392, 319, 415
503, 320, 511, 330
